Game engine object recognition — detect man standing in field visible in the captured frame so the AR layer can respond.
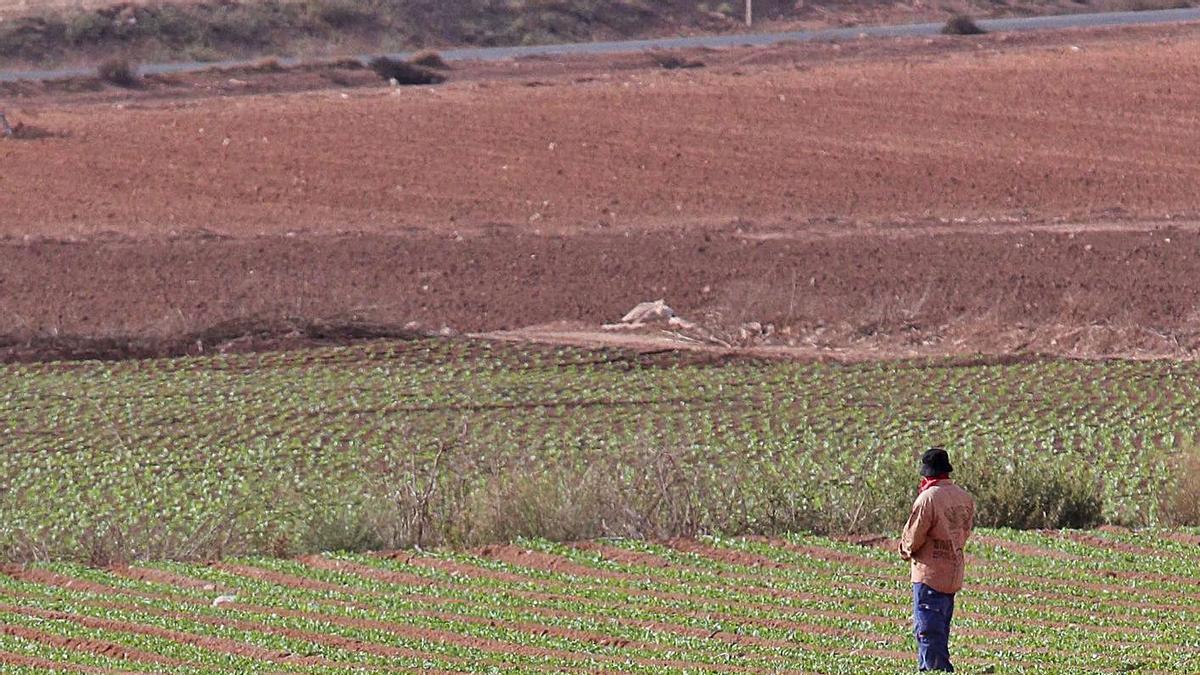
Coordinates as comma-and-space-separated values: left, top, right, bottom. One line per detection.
899, 448, 975, 672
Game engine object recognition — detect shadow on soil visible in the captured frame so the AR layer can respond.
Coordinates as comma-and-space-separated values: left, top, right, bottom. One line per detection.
0, 318, 431, 363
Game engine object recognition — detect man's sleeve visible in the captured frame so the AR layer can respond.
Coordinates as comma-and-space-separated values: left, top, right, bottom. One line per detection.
899, 497, 932, 561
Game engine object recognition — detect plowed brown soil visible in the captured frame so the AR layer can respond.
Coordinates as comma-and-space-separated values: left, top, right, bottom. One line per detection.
5, 24, 1200, 360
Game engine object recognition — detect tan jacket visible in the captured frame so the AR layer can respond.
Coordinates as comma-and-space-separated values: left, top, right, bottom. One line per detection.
899, 481, 975, 594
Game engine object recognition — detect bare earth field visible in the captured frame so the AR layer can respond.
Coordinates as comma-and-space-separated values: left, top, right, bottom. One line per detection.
4, 23, 1200, 359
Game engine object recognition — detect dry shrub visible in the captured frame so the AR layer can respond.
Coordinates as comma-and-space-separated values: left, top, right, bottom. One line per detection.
942, 15, 986, 36
652, 53, 705, 70
367, 56, 445, 85
354, 437, 916, 553
1159, 446, 1200, 526
408, 49, 450, 70
958, 457, 1103, 530
97, 58, 139, 87
10, 123, 60, 140
246, 57, 285, 73
329, 57, 366, 70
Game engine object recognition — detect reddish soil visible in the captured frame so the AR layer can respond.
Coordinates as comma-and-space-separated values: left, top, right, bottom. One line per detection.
666, 538, 788, 569
1060, 531, 1165, 556
749, 536, 892, 569
112, 566, 227, 593
971, 534, 1085, 561
300, 554, 438, 588
384, 552, 534, 585
474, 544, 634, 580
4, 24, 1200, 361
571, 542, 674, 569
211, 562, 347, 593
2, 566, 118, 595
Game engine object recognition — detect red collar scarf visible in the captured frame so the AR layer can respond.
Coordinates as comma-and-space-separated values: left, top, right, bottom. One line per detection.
919, 475, 950, 494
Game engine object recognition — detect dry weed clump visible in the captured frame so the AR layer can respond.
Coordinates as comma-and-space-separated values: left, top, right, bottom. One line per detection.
942, 15, 987, 35
97, 58, 140, 87
651, 52, 705, 70
1159, 446, 1200, 526
408, 50, 451, 70
349, 437, 918, 554
368, 56, 446, 85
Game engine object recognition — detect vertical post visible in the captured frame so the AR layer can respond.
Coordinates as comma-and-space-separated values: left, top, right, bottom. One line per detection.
746, 0, 753, 27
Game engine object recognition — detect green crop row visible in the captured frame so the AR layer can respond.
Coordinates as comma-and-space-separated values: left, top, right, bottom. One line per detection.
3, 339, 1200, 562
1, 530, 1197, 672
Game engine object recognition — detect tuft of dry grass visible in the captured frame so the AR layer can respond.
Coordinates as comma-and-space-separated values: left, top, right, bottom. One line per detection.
97, 57, 139, 87
408, 49, 450, 70
367, 56, 446, 85
1159, 446, 1200, 526
651, 52, 706, 70
942, 15, 986, 35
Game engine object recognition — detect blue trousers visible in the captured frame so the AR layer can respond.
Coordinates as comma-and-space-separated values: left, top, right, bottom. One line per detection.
913, 583, 956, 672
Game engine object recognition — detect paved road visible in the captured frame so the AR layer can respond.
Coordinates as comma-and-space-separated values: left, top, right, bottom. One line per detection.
3, 6, 1200, 82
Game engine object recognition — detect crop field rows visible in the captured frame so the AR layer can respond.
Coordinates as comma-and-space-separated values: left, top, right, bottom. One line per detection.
3, 339, 1200, 559
0, 529, 1196, 672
